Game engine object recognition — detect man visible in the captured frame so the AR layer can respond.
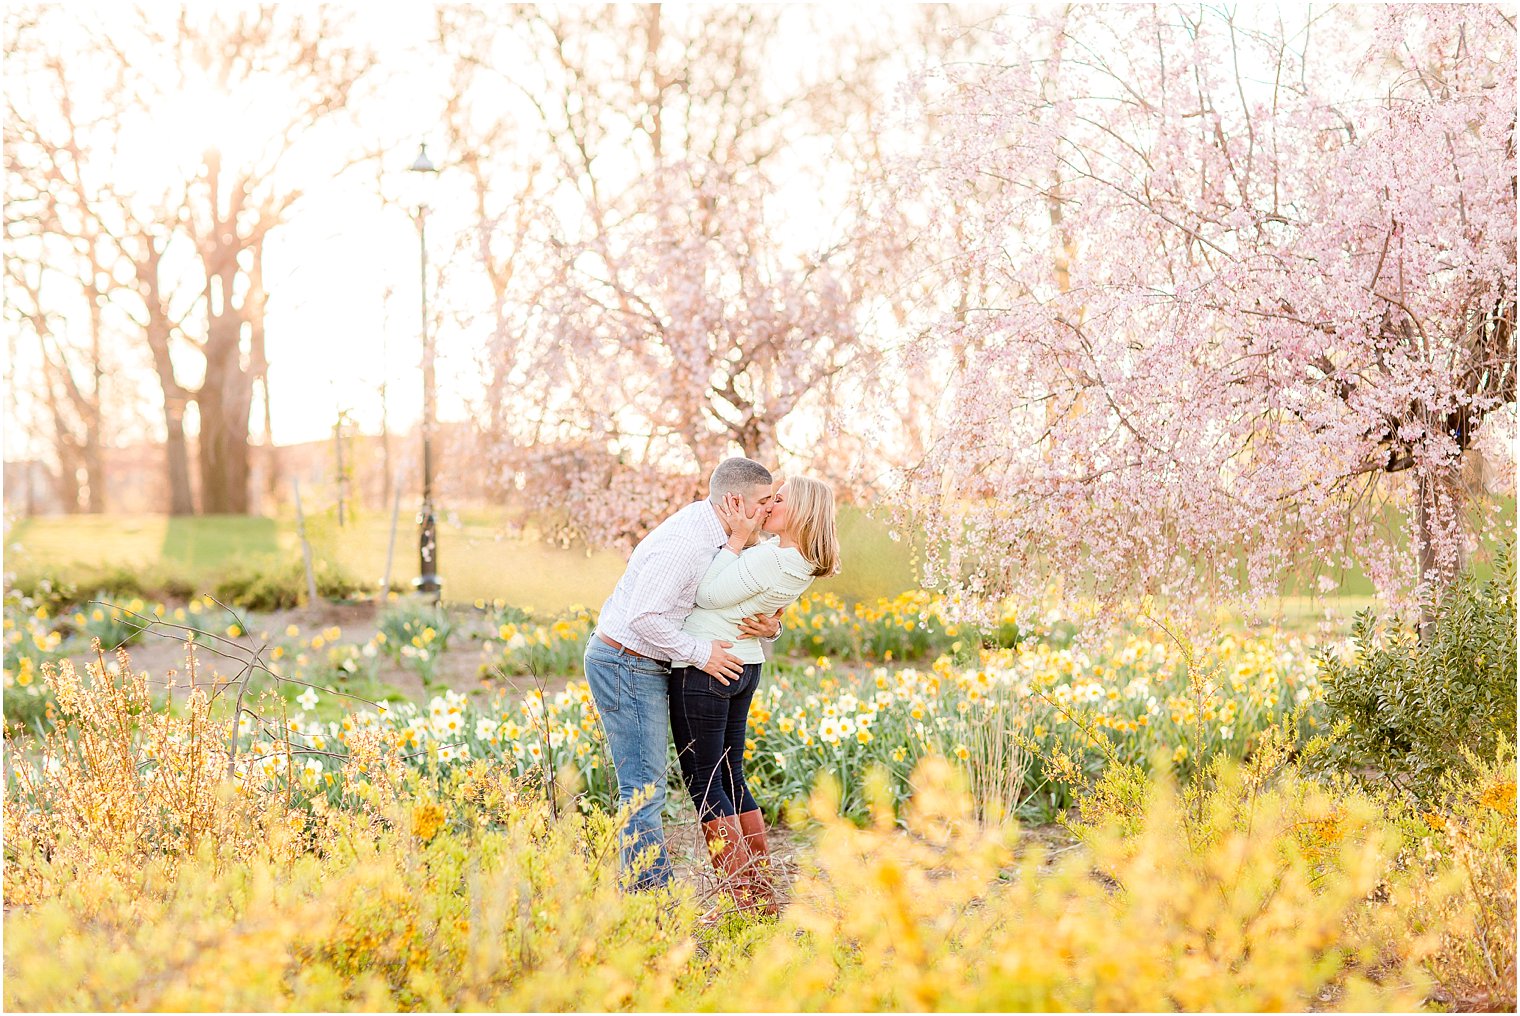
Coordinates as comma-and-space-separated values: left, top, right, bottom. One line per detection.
585, 457, 783, 890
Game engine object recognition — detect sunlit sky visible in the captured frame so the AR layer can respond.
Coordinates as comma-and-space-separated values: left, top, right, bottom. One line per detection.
5, 4, 435, 457
3, 3, 921, 460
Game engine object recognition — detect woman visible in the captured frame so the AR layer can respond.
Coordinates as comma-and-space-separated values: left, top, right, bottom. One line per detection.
669, 475, 840, 916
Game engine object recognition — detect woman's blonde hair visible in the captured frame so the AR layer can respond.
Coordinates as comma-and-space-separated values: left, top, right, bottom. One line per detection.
783, 476, 840, 578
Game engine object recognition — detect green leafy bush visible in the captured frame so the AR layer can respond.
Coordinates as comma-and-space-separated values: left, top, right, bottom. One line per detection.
1314, 547, 1516, 802
7, 564, 197, 613
12, 555, 367, 613
212, 556, 369, 611
82, 562, 197, 603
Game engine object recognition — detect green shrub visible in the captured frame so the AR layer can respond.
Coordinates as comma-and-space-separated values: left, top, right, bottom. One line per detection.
5, 572, 79, 614
1314, 547, 1516, 802
212, 556, 369, 611
8, 564, 199, 612
12, 556, 366, 613
78, 563, 159, 601
139, 565, 197, 602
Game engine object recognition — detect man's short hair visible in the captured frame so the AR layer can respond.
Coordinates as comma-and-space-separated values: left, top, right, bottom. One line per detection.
708, 457, 773, 500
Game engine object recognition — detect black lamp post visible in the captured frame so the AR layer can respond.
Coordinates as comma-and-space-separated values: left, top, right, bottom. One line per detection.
409, 142, 442, 602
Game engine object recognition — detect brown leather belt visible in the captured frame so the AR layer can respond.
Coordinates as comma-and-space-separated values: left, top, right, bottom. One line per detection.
598, 632, 653, 660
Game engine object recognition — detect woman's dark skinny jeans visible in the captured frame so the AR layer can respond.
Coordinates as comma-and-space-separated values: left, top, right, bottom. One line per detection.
668, 663, 762, 823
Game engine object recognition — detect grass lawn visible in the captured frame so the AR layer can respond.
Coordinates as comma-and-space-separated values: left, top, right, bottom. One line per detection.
4, 504, 921, 610
6, 495, 1509, 614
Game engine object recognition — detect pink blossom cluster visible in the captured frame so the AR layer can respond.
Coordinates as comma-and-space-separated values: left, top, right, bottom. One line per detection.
900, 5, 1515, 612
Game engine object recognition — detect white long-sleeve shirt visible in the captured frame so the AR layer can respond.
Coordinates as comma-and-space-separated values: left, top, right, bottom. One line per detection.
678, 543, 815, 665
596, 500, 727, 667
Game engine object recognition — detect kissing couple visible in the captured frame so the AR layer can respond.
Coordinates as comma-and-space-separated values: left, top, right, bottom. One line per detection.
583, 457, 840, 915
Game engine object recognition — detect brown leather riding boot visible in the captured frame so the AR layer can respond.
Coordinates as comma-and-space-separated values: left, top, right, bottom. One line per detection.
701, 815, 756, 911
736, 809, 779, 916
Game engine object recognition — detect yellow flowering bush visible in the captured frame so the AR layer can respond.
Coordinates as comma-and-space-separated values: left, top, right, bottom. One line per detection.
5, 646, 1510, 1012
684, 760, 1416, 1009
1367, 740, 1518, 1011
4, 646, 274, 907
4, 769, 698, 1011
693, 756, 1424, 1011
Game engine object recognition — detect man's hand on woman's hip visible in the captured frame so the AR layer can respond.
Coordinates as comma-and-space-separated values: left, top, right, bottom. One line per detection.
737, 609, 783, 641
699, 640, 745, 685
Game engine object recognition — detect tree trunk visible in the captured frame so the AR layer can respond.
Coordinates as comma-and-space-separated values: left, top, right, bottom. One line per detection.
83, 284, 106, 512
260, 376, 280, 504
138, 240, 197, 514
248, 240, 280, 504
163, 394, 196, 515
1416, 471, 1465, 640
195, 151, 256, 516
50, 465, 83, 514
34, 330, 86, 512
31, 293, 107, 512
198, 302, 253, 514
736, 417, 777, 467
379, 285, 394, 507
81, 440, 105, 513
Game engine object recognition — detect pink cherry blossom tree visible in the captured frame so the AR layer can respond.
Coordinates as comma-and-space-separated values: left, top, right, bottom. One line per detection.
431, 4, 943, 548
901, 4, 1515, 613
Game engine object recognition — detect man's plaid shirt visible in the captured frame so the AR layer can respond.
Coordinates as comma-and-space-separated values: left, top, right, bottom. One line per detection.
596, 499, 726, 667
